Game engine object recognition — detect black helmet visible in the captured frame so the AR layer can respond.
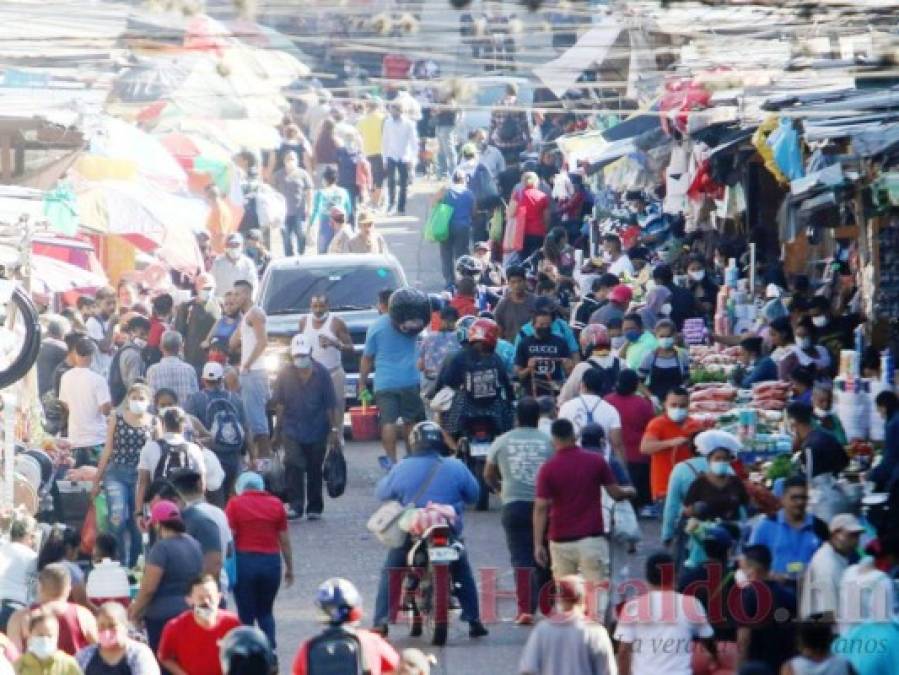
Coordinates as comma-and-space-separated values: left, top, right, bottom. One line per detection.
219, 627, 275, 675
409, 421, 445, 454
388, 287, 430, 336
455, 254, 481, 278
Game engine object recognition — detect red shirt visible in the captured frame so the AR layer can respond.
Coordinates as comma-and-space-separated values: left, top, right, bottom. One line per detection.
292, 629, 399, 675
643, 414, 703, 499
518, 187, 549, 237
604, 393, 655, 464
225, 490, 287, 554
148, 316, 167, 349
450, 294, 477, 318
535, 446, 616, 542
158, 609, 242, 675
382, 54, 411, 79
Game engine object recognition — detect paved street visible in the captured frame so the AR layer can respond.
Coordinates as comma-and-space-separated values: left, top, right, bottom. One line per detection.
272, 180, 659, 673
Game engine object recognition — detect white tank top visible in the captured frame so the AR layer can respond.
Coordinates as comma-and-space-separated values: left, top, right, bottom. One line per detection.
241, 311, 265, 371
302, 314, 342, 371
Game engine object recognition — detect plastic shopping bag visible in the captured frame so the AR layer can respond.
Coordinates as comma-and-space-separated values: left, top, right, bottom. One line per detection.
424, 203, 453, 243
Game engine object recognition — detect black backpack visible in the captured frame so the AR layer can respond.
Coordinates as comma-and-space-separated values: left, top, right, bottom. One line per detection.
153, 440, 191, 481
305, 626, 367, 675
586, 357, 620, 398
108, 345, 145, 407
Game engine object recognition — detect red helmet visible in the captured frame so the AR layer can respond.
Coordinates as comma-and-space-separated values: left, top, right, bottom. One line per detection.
580, 323, 610, 351
467, 318, 499, 351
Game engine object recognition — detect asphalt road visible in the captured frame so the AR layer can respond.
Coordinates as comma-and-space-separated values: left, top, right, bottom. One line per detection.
271, 179, 660, 674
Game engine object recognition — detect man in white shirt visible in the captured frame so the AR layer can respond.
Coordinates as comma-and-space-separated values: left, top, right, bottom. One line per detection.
0, 515, 38, 630
615, 551, 717, 675
519, 576, 616, 675
558, 368, 625, 459
85, 287, 118, 377
800, 513, 864, 618
59, 337, 112, 466
381, 102, 418, 215
602, 234, 634, 277
210, 233, 257, 299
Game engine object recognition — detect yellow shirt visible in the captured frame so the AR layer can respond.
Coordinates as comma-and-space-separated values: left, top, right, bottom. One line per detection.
14, 652, 81, 675
356, 112, 386, 157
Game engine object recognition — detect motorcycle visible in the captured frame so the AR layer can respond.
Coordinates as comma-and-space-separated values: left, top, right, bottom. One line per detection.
403, 521, 463, 646
456, 416, 496, 511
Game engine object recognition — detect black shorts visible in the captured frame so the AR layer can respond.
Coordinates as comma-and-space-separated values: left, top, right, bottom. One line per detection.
368, 155, 385, 186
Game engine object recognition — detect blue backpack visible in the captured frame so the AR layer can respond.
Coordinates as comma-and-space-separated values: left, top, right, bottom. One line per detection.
204, 391, 245, 454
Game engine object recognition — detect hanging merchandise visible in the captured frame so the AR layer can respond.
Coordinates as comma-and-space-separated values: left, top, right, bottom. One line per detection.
767, 117, 805, 182
752, 116, 787, 185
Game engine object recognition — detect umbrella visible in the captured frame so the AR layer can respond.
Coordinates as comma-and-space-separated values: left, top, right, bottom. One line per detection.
0, 246, 106, 294
76, 181, 206, 273
159, 132, 234, 193
77, 116, 188, 192
154, 117, 281, 154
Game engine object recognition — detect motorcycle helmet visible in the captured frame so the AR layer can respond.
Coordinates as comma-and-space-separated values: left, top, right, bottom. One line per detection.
219, 627, 276, 675
315, 577, 363, 626
468, 318, 499, 351
455, 254, 481, 279
410, 420, 446, 454
455, 314, 477, 344
580, 323, 610, 351
388, 287, 430, 336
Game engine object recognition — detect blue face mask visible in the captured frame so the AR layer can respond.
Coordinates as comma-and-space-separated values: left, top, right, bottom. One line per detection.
625, 330, 641, 343
710, 461, 730, 476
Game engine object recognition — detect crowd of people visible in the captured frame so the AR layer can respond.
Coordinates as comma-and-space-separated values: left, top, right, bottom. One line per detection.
1, 69, 898, 675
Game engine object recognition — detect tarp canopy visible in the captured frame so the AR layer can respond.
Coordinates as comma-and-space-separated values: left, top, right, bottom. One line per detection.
533, 17, 622, 100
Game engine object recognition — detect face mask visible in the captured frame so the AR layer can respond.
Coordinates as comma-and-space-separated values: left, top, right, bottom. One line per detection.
28, 636, 56, 660
132, 337, 147, 349
129, 399, 149, 415
814, 406, 829, 418
98, 628, 123, 649
688, 269, 706, 282
624, 329, 641, 343
812, 315, 828, 328
797, 337, 812, 350
602, 251, 613, 262
710, 460, 730, 476
610, 336, 625, 350
226, 248, 241, 260
197, 290, 212, 302
667, 407, 688, 423
660, 303, 672, 316
734, 568, 749, 588
294, 356, 312, 369
193, 603, 216, 623
658, 336, 675, 350
535, 327, 552, 339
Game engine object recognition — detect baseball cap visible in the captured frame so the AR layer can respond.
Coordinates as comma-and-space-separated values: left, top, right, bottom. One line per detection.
608, 284, 633, 305
150, 500, 181, 525
358, 209, 375, 225
830, 513, 864, 533
196, 273, 215, 290
202, 362, 224, 381
290, 334, 313, 356
766, 283, 782, 299
694, 429, 742, 457
226, 233, 243, 247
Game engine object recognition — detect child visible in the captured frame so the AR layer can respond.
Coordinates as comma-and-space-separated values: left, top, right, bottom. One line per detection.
14, 612, 80, 675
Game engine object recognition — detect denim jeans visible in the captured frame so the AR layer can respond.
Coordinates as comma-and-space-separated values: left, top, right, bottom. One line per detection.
439, 226, 471, 286
212, 452, 241, 507
501, 500, 552, 615
282, 213, 306, 257
104, 465, 143, 567
234, 552, 281, 648
283, 437, 326, 517
373, 537, 480, 627
386, 159, 410, 212
436, 126, 458, 177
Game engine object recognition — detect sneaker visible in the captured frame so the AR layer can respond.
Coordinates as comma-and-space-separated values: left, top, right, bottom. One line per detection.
306, 513, 322, 521
469, 621, 489, 638
514, 613, 534, 626
285, 506, 302, 521
378, 455, 394, 472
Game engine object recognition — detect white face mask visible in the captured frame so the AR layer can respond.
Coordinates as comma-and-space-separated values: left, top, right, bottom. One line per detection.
28, 636, 56, 660
197, 289, 212, 302
129, 399, 150, 415
132, 337, 147, 349
193, 603, 217, 623
734, 568, 749, 588
294, 356, 312, 369
610, 336, 626, 350
688, 269, 706, 282
812, 315, 828, 328
226, 248, 241, 261
814, 406, 829, 418
660, 303, 672, 316
667, 406, 688, 423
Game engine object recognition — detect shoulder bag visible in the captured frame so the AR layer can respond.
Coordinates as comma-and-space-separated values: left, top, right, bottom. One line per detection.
367, 459, 443, 548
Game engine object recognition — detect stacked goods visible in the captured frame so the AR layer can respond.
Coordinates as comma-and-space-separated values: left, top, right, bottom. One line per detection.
751, 381, 791, 411
689, 345, 740, 381
833, 377, 870, 441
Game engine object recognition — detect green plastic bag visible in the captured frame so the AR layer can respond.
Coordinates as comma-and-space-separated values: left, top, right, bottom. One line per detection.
424, 202, 453, 243
93, 493, 109, 533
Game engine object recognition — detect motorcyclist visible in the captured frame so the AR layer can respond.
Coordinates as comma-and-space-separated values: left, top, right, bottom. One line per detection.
454, 254, 500, 310
434, 318, 514, 441
372, 421, 489, 639
219, 626, 276, 675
